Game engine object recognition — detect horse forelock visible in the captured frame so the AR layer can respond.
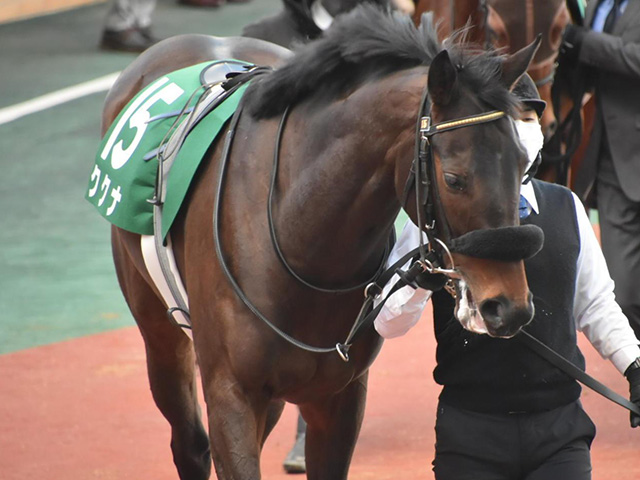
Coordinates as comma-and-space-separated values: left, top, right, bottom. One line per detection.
438, 29, 519, 116
245, 4, 518, 120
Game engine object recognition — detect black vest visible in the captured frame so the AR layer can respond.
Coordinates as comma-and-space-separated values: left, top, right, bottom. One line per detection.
433, 180, 584, 413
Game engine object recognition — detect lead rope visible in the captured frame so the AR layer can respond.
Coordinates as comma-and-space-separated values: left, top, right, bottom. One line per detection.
518, 330, 640, 415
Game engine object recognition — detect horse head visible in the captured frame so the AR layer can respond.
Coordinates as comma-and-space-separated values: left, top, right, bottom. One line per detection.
408, 36, 543, 338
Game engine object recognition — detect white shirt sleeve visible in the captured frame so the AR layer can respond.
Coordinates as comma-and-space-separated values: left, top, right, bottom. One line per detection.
374, 221, 432, 339
572, 192, 640, 374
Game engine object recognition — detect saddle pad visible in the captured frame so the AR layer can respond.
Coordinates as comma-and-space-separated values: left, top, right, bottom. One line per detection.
86, 59, 251, 236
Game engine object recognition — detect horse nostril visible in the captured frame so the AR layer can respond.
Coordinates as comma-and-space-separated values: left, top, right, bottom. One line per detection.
480, 295, 535, 337
480, 298, 504, 329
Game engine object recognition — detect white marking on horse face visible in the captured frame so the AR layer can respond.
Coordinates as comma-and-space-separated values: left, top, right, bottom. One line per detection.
455, 279, 488, 335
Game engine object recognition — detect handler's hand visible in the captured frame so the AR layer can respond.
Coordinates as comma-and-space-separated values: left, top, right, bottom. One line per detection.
625, 360, 640, 428
414, 271, 447, 292
558, 24, 586, 66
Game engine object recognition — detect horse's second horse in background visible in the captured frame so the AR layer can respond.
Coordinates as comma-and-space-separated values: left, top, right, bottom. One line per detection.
415, 0, 570, 140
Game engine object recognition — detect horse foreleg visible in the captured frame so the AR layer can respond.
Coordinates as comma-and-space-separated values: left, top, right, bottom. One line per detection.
300, 371, 369, 480
144, 334, 211, 480
112, 231, 211, 480
201, 376, 277, 480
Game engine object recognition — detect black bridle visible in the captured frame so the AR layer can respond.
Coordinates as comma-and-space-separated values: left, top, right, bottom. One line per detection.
403, 85, 507, 282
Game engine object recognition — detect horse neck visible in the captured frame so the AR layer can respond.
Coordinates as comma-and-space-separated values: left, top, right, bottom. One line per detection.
273, 70, 425, 282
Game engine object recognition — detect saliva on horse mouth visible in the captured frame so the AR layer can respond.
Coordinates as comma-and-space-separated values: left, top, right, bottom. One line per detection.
453, 279, 486, 335
453, 279, 525, 339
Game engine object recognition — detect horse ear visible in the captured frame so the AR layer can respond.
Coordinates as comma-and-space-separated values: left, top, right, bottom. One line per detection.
428, 50, 458, 107
500, 34, 541, 89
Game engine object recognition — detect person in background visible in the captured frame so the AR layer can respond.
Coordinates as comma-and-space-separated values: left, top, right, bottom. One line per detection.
374, 74, 640, 479
563, 0, 640, 339
283, 413, 307, 473
99, 0, 159, 52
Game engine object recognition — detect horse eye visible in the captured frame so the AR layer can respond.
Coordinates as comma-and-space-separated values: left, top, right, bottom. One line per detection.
444, 173, 466, 191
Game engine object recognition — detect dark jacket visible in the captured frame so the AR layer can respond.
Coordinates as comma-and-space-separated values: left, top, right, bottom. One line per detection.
241, 0, 392, 49
574, 0, 640, 203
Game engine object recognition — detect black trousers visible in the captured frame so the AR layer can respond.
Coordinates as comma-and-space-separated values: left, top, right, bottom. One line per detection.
596, 141, 640, 340
433, 400, 596, 480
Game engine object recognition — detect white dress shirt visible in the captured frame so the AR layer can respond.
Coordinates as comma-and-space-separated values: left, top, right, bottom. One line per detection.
374, 184, 640, 375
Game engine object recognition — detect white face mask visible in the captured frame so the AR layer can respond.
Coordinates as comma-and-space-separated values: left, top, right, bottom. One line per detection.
515, 119, 544, 178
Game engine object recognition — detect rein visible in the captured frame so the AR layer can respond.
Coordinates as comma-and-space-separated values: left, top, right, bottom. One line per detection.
267, 105, 394, 294
518, 331, 640, 416
213, 96, 404, 359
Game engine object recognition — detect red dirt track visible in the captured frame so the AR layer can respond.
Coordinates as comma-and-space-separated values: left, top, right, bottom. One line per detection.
1, 310, 638, 479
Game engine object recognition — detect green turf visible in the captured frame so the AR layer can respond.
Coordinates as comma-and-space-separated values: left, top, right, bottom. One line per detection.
0, 94, 132, 353
0, 0, 280, 354
0, 0, 281, 108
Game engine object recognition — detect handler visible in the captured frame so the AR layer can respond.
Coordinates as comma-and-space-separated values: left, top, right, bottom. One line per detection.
374, 74, 640, 480
563, 0, 640, 341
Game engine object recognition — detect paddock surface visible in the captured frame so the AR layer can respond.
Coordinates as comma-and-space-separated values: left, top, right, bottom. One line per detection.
0, 1, 638, 478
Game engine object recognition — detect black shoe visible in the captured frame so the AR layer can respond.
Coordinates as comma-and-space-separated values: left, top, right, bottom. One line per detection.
283, 433, 306, 474
138, 26, 161, 43
100, 27, 158, 53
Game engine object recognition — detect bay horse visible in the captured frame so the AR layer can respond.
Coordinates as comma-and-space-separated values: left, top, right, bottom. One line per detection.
104, 6, 541, 479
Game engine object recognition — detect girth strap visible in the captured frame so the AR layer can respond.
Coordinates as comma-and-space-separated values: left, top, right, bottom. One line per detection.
149, 66, 270, 339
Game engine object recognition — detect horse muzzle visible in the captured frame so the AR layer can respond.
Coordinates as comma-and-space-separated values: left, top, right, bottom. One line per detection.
455, 279, 535, 339
479, 292, 535, 338
446, 225, 542, 338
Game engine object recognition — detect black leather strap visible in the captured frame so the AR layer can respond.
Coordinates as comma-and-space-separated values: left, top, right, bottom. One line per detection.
518, 330, 640, 415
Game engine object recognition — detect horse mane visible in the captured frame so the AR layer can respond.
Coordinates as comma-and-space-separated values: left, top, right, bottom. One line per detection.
245, 4, 519, 119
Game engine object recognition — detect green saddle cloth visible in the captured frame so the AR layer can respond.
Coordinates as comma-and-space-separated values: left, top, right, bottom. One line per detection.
86, 60, 250, 237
